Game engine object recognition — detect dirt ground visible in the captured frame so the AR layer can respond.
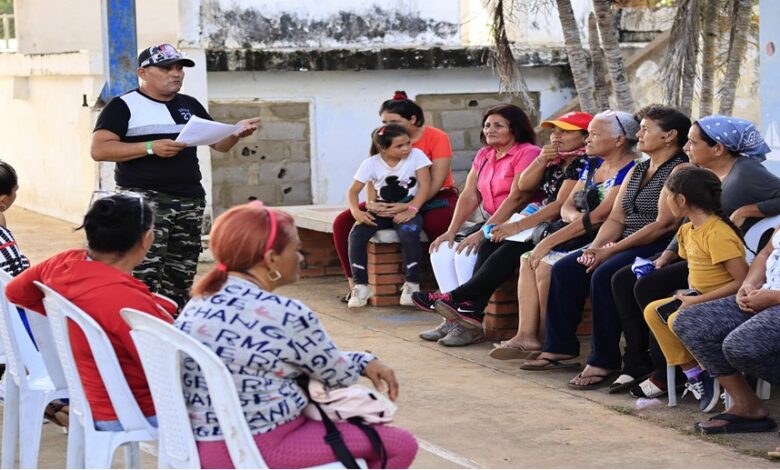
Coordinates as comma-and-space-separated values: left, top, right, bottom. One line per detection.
4, 206, 779, 468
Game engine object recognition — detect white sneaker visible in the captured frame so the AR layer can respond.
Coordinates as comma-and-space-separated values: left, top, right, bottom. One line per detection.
399, 282, 420, 306
347, 284, 372, 308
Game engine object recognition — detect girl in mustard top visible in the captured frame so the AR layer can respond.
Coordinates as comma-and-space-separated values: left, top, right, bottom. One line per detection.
644, 167, 749, 412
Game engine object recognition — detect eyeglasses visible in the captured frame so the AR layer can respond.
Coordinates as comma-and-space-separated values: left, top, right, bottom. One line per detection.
140, 43, 183, 67
615, 115, 627, 136
248, 200, 278, 254
89, 190, 147, 225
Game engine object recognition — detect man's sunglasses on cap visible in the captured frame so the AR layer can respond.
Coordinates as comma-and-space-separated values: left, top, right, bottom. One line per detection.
138, 43, 195, 68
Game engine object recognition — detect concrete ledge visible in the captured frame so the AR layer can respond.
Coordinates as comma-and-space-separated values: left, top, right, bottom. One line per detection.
279, 204, 429, 242
206, 45, 568, 72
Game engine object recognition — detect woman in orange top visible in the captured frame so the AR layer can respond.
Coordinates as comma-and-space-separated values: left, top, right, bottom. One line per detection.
332, 91, 457, 300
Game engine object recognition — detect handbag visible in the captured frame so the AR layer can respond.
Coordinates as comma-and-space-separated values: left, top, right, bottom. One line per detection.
530, 161, 601, 251
572, 160, 601, 212
302, 379, 393, 468
454, 222, 485, 242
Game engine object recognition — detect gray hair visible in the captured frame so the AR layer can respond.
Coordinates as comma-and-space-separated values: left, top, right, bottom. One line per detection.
594, 110, 639, 146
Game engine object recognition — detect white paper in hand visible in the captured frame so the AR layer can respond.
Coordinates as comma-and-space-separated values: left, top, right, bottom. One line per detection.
174, 116, 242, 146
504, 212, 535, 242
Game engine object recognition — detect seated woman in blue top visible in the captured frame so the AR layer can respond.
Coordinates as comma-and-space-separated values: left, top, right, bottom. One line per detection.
490, 111, 638, 359
522, 106, 691, 390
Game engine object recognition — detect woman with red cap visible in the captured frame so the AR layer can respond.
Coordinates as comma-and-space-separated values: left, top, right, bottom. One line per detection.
412, 111, 594, 347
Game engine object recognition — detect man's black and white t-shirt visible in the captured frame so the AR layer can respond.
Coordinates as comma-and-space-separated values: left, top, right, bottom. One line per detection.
94, 89, 213, 198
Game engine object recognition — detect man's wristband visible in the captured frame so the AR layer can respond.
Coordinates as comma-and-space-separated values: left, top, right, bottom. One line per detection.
145, 141, 154, 155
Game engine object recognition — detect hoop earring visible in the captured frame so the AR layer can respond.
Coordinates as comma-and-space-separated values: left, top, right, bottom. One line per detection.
267, 270, 282, 282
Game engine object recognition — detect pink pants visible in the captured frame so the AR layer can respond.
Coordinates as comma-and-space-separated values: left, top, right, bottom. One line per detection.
196, 415, 418, 469
333, 188, 458, 278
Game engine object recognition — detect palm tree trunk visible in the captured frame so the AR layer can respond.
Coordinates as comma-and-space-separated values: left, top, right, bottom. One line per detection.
679, 0, 701, 116
718, 0, 751, 115
699, 0, 720, 116
592, 0, 634, 112
588, 12, 610, 111
555, 0, 597, 114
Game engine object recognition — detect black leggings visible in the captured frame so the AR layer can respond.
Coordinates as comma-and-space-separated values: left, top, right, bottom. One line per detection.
449, 240, 533, 312
612, 258, 688, 379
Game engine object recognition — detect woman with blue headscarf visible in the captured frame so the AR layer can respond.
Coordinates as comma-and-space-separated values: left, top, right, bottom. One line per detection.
610, 116, 780, 398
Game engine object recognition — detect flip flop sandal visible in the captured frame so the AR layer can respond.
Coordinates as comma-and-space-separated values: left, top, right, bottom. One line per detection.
696, 413, 778, 435
488, 342, 542, 360
520, 357, 580, 371
44, 403, 69, 428
568, 371, 620, 390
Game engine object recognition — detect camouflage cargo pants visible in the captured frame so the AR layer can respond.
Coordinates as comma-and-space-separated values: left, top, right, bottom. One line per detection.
120, 187, 205, 311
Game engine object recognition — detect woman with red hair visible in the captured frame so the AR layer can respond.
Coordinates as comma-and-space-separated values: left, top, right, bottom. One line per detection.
177, 201, 418, 469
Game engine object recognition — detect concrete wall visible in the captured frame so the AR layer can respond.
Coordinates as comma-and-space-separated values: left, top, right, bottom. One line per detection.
209, 100, 312, 218
761, 1, 780, 165
13, 0, 179, 54
207, 66, 574, 206
199, 0, 461, 49
0, 51, 104, 223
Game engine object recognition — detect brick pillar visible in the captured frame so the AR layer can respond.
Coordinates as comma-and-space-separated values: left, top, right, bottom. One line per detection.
299, 228, 342, 277
483, 276, 519, 341
367, 242, 435, 306
483, 276, 594, 341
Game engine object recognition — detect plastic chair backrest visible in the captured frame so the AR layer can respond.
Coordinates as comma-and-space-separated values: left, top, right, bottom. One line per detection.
121, 308, 268, 469
745, 215, 780, 264
0, 270, 48, 386
35, 281, 155, 433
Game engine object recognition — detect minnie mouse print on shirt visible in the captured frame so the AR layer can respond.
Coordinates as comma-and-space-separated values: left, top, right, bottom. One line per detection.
353, 148, 432, 203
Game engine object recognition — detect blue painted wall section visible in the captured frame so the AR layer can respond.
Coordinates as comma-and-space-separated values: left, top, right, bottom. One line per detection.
100, 0, 138, 103
761, 1, 780, 167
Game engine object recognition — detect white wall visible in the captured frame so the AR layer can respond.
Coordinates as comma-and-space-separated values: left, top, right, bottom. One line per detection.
199, 0, 461, 49
0, 58, 104, 223
208, 67, 574, 205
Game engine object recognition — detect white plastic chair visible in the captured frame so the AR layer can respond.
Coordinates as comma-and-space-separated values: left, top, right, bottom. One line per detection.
120, 308, 364, 469
35, 282, 158, 468
0, 270, 70, 468
666, 216, 780, 406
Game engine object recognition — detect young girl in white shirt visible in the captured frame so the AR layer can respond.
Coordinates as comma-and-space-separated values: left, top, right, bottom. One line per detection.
347, 124, 432, 307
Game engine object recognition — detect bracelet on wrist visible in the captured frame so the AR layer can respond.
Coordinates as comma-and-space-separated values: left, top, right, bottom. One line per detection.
408, 204, 419, 213
145, 141, 154, 155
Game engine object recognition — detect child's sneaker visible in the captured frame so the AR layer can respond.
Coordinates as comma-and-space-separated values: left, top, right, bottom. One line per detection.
399, 282, 420, 306
434, 298, 483, 330
682, 370, 720, 412
438, 324, 485, 347
419, 319, 456, 341
411, 291, 451, 312
347, 285, 372, 308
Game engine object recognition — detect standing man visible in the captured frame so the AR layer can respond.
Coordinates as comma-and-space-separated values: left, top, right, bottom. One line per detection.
91, 43, 260, 310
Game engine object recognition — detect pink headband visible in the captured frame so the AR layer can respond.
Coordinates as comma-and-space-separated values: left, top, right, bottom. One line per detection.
249, 200, 278, 254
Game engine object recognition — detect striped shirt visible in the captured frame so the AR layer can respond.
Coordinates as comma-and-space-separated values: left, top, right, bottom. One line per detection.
0, 225, 29, 276
94, 89, 212, 198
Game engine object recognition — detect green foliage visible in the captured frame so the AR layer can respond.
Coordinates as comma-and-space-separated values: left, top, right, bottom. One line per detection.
0, 0, 12, 15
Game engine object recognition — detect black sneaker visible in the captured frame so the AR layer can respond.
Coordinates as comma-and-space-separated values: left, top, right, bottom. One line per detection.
411, 291, 451, 313
434, 298, 484, 330
683, 370, 721, 412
